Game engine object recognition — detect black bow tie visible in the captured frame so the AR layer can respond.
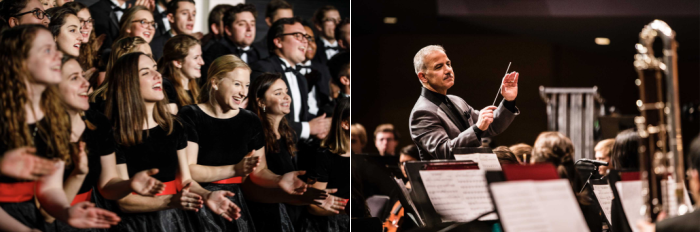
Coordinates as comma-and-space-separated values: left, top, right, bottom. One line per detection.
284, 66, 304, 77
237, 48, 251, 55
111, 4, 124, 12
325, 45, 339, 51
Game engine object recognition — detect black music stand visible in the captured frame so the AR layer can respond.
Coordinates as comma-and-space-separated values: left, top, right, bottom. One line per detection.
404, 160, 497, 229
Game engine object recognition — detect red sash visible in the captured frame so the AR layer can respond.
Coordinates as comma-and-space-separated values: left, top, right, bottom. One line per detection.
0, 182, 35, 202
211, 176, 242, 184
71, 189, 93, 206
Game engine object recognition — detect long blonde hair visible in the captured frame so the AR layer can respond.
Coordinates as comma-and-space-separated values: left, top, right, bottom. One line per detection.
200, 55, 250, 106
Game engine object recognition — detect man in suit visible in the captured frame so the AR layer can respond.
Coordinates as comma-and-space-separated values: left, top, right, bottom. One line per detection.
374, 124, 399, 156
152, 0, 170, 37
409, 45, 520, 160
335, 17, 349, 51
251, 0, 293, 60
89, 0, 132, 52
200, 3, 260, 86
250, 17, 330, 141
299, 23, 333, 118
312, 5, 341, 65
149, 0, 195, 61
637, 135, 700, 232
199, 4, 232, 49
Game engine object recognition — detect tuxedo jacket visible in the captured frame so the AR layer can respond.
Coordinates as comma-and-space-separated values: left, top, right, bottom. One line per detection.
409, 88, 519, 160
251, 36, 269, 60
250, 56, 310, 137
200, 38, 262, 86
149, 32, 172, 62
152, 8, 169, 37
90, 0, 130, 52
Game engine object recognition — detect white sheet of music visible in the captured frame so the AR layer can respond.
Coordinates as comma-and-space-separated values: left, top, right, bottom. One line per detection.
592, 184, 614, 225
454, 153, 502, 171
491, 179, 590, 232
615, 180, 643, 232
419, 169, 496, 222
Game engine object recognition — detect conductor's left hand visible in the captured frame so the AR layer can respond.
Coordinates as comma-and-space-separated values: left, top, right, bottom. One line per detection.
501, 72, 519, 101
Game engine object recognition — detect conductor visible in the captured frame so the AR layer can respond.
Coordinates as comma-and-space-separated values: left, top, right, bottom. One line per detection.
409, 45, 520, 160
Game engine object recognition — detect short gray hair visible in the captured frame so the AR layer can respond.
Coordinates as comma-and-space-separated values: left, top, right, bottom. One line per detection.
413, 45, 445, 75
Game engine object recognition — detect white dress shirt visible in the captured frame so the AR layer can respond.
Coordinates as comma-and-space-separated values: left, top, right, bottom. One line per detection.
238, 46, 250, 63
279, 58, 310, 139
157, 4, 171, 32
299, 60, 319, 116
110, 0, 127, 21
321, 38, 339, 60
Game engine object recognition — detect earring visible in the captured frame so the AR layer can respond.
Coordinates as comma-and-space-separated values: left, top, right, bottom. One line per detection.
263, 106, 266, 112
213, 86, 218, 91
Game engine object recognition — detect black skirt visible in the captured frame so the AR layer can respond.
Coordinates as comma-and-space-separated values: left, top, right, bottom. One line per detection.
246, 200, 295, 232
298, 212, 350, 232
0, 200, 45, 231
189, 183, 256, 232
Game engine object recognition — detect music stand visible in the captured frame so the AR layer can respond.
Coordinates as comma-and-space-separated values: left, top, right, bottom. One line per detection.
404, 159, 496, 227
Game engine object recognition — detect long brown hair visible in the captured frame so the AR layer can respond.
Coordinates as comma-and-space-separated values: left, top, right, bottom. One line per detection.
0, 25, 71, 162
105, 52, 174, 147
90, 36, 148, 102
116, 6, 151, 41
322, 97, 349, 154
247, 73, 296, 155
158, 34, 200, 108
64, 2, 100, 71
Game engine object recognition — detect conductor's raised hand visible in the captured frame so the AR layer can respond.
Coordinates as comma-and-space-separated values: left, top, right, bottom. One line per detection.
67, 202, 121, 229
130, 168, 165, 196
501, 72, 519, 101
476, 106, 497, 131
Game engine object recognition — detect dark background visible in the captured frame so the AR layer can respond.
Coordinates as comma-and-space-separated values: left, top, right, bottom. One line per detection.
249, 0, 350, 42
352, 0, 700, 155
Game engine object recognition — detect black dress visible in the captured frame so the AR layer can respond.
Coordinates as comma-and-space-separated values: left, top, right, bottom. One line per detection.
112, 121, 195, 232
178, 105, 265, 232
246, 139, 298, 232
299, 149, 350, 232
162, 77, 193, 110
53, 110, 117, 232
0, 121, 49, 231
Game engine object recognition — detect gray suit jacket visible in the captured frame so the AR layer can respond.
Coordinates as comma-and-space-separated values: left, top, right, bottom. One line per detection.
409, 88, 519, 160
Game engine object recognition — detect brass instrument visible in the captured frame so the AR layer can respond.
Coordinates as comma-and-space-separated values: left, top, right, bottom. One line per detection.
634, 19, 689, 221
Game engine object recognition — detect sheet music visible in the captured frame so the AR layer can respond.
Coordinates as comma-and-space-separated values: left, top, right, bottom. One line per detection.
454, 153, 502, 171
615, 180, 643, 232
592, 183, 614, 225
491, 180, 590, 232
419, 169, 496, 222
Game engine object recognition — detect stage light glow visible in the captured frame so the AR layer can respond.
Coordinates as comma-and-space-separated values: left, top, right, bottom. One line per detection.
595, 37, 610, 45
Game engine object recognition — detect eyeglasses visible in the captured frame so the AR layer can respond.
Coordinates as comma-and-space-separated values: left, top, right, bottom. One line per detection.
131, 19, 158, 29
322, 18, 340, 24
278, 32, 312, 42
12, 9, 50, 20
79, 18, 94, 27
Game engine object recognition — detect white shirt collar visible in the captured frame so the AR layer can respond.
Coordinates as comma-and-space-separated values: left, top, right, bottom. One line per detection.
157, 4, 166, 13
110, 0, 126, 9
279, 56, 295, 69
238, 46, 250, 51
321, 37, 337, 47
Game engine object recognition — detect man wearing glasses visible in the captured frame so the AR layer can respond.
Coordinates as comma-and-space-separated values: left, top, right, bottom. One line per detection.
250, 17, 332, 142
312, 5, 341, 65
0, 0, 51, 27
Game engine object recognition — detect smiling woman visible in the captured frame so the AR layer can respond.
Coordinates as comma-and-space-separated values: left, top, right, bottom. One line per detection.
158, 34, 205, 113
